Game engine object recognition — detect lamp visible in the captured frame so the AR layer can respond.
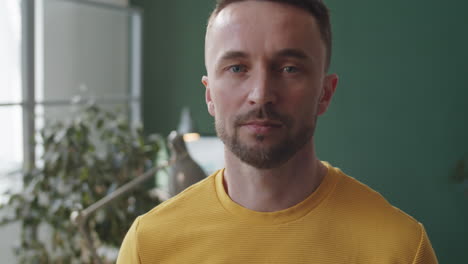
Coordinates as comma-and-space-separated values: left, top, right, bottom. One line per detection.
168, 107, 207, 196
177, 107, 200, 142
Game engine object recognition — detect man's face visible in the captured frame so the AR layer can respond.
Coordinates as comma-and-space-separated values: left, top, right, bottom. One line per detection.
203, 1, 337, 169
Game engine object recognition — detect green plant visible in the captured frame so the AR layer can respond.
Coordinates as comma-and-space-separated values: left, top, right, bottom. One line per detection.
0, 104, 163, 263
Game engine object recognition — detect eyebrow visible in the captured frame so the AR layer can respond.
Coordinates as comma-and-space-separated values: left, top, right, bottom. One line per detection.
215, 48, 310, 66
218, 51, 249, 62
275, 49, 309, 60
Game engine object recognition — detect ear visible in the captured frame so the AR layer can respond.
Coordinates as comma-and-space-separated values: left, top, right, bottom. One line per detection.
202, 76, 215, 117
317, 73, 338, 116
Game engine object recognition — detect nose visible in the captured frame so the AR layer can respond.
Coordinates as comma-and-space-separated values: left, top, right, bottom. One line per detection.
247, 69, 277, 106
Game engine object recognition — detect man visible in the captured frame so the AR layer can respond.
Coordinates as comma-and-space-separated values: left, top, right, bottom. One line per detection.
117, 0, 438, 263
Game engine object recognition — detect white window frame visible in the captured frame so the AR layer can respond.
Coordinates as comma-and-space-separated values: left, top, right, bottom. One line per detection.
0, 0, 143, 171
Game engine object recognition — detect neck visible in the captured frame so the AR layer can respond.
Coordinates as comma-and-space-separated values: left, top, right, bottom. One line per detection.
223, 138, 327, 212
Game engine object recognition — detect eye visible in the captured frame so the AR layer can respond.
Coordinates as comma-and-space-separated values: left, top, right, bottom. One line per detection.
228, 65, 247, 73
282, 66, 299, 73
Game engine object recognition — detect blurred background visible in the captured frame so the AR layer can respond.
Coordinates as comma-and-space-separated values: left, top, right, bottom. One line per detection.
0, 0, 467, 263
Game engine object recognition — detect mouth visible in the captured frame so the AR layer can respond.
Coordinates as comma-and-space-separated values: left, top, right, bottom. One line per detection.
240, 120, 283, 134
243, 120, 282, 126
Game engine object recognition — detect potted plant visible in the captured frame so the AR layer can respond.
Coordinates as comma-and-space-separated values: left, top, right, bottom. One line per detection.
0, 103, 164, 263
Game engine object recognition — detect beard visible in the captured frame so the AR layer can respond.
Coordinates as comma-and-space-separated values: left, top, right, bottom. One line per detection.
216, 105, 316, 169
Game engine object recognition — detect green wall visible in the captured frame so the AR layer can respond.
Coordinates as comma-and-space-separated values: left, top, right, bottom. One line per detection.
131, 0, 468, 262
132, 0, 213, 135
319, 1, 468, 262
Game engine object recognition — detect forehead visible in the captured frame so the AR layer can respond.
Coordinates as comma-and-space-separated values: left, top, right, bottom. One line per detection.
205, 1, 325, 67
211, 1, 313, 29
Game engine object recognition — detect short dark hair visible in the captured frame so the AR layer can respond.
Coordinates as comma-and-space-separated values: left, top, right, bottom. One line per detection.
207, 0, 332, 71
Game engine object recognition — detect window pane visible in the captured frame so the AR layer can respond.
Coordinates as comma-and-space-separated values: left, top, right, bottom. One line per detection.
40, 0, 132, 102
0, 106, 23, 202
0, 0, 22, 103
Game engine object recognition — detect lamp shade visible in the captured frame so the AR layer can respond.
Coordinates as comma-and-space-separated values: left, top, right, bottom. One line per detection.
177, 107, 200, 142
177, 107, 197, 135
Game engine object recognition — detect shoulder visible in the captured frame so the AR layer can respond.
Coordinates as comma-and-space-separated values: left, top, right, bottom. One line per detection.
331, 166, 420, 228
340, 168, 416, 217
322, 165, 439, 262
136, 170, 220, 233
117, 171, 222, 263
328, 165, 425, 251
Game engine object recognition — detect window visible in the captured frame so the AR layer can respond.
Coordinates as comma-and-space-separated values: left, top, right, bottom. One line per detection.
0, 0, 142, 202
0, 0, 23, 203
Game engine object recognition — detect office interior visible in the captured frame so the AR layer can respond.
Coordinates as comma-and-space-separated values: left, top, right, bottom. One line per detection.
0, 0, 467, 263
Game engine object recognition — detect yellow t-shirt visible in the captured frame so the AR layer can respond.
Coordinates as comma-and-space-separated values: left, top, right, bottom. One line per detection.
117, 162, 438, 263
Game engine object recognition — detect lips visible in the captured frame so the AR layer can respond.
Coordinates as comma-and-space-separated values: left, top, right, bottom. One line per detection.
241, 120, 283, 134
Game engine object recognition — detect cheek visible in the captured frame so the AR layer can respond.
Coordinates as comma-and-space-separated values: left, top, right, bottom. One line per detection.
211, 80, 247, 117
214, 101, 236, 124
280, 85, 322, 124
283, 84, 321, 108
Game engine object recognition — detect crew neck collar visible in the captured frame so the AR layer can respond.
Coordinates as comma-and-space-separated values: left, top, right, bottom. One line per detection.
214, 161, 340, 225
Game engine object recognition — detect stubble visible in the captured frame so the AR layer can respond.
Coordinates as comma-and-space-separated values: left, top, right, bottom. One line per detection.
216, 105, 316, 169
